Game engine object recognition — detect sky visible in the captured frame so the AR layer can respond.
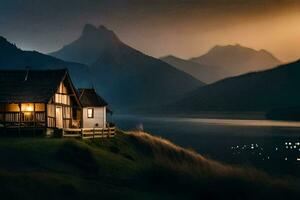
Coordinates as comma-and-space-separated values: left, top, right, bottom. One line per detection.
0, 0, 300, 62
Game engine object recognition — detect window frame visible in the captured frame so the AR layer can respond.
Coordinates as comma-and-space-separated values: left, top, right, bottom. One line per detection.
87, 108, 94, 118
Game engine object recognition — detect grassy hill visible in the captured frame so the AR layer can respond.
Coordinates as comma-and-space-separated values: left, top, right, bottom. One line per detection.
0, 131, 298, 200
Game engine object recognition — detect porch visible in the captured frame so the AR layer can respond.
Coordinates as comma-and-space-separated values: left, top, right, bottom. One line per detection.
0, 111, 46, 128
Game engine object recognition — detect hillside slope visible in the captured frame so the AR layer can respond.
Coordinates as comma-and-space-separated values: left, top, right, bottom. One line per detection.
51, 24, 204, 111
190, 44, 281, 76
0, 131, 297, 200
172, 60, 300, 112
0, 36, 90, 87
161, 55, 230, 83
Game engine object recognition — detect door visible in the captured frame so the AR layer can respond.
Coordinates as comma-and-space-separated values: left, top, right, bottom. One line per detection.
56, 106, 63, 129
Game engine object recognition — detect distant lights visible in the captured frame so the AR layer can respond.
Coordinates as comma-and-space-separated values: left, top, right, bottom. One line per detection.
230, 141, 300, 163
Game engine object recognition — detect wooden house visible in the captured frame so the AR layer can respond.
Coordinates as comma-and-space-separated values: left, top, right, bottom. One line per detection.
0, 69, 115, 137
0, 69, 82, 134
78, 88, 108, 128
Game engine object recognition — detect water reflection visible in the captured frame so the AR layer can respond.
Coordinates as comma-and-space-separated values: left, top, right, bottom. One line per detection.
114, 115, 300, 128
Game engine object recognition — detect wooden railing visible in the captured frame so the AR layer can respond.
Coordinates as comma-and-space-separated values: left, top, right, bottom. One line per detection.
62, 127, 116, 139
0, 112, 46, 128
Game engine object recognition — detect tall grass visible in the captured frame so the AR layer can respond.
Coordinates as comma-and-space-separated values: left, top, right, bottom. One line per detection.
126, 131, 299, 199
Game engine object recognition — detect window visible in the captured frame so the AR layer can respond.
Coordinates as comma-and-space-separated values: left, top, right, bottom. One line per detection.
87, 108, 94, 118
63, 107, 71, 119
55, 94, 70, 105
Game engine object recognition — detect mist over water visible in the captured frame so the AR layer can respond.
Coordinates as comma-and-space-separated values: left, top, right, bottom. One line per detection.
113, 115, 300, 178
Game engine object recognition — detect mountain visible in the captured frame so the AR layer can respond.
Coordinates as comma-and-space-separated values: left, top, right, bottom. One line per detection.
0, 36, 90, 87
161, 55, 230, 84
190, 44, 281, 76
171, 59, 300, 113
51, 24, 204, 111
50, 24, 120, 65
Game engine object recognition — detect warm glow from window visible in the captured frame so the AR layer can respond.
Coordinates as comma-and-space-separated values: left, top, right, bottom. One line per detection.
21, 103, 34, 112
87, 108, 94, 118
55, 94, 70, 105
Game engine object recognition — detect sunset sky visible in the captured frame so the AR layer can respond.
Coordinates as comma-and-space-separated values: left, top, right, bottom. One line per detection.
0, 0, 300, 62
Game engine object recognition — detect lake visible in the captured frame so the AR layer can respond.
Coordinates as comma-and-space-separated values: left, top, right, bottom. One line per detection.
112, 114, 300, 178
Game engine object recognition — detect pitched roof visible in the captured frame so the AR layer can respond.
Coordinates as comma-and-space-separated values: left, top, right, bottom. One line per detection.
0, 69, 67, 103
78, 88, 108, 107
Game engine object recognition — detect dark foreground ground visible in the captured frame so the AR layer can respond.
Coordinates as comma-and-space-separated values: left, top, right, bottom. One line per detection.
0, 131, 299, 200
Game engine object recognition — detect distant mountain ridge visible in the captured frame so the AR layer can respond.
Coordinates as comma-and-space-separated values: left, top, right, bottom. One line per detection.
190, 44, 281, 76
171, 59, 300, 113
0, 36, 91, 87
50, 24, 204, 111
161, 55, 230, 84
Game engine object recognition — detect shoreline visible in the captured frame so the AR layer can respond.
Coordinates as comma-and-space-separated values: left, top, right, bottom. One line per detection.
113, 111, 267, 120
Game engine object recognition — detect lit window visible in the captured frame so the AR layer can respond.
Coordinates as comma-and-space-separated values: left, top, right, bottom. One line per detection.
21, 103, 34, 112
55, 94, 70, 105
87, 108, 94, 118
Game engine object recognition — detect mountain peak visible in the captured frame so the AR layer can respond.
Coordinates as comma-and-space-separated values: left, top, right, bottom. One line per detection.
50, 24, 122, 65
190, 44, 281, 76
98, 25, 109, 31
161, 55, 180, 60
81, 23, 119, 42
210, 44, 251, 52
82, 24, 99, 35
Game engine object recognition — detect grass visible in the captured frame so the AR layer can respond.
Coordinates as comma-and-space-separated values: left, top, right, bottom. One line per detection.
0, 130, 298, 200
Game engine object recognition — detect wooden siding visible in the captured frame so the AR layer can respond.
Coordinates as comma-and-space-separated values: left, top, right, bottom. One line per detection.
47, 81, 80, 129
82, 107, 106, 128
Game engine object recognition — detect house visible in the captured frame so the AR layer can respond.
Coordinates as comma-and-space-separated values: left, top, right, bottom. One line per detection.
78, 88, 108, 128
0, 69, 113, 137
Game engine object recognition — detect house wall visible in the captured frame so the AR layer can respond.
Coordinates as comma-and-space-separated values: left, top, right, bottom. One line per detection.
47, 81, 75, 129
82, 107, 106, 128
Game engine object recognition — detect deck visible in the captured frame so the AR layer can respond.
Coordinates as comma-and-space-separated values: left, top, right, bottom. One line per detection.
62, 126, 116, 139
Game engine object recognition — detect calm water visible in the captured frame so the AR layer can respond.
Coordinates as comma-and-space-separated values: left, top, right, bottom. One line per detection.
112, 115, 300, 178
